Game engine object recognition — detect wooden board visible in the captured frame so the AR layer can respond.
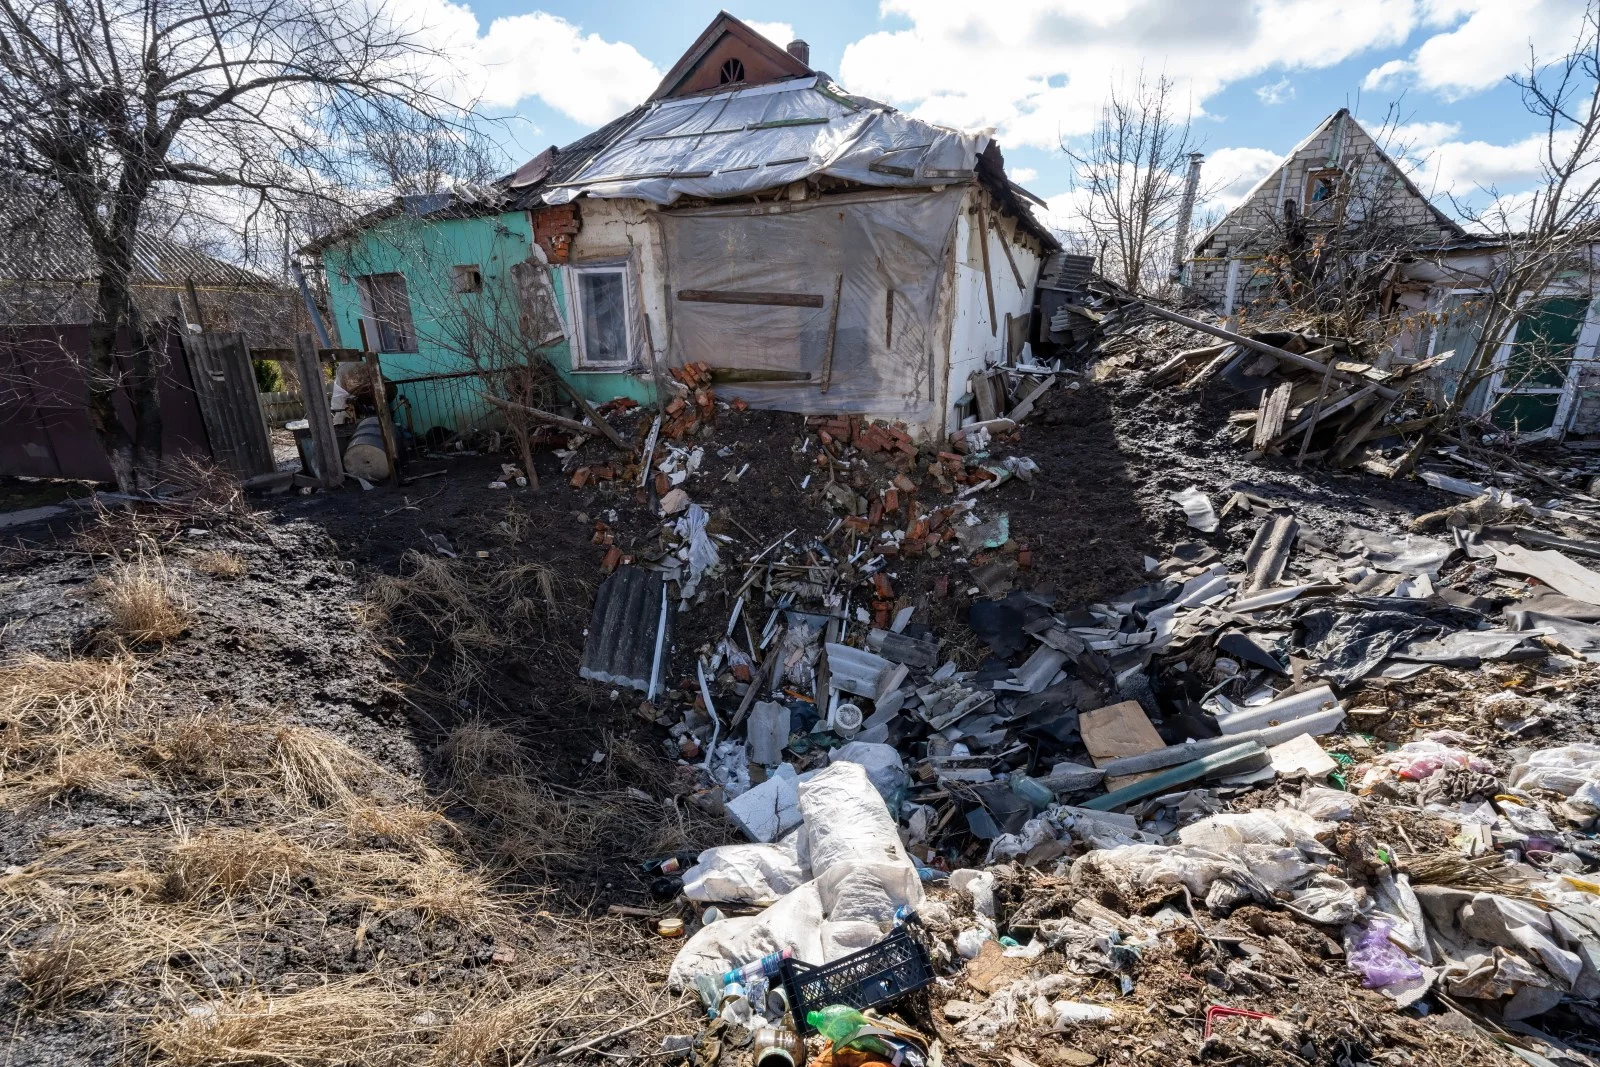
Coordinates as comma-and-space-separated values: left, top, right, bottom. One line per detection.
676, 289, 824, 308
1253, 381, 1293, 451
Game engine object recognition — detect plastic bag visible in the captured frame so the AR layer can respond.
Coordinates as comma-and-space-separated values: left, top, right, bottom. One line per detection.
668, 882, 825, 989
797, 761, 923, 918
677, 503, 720, 599
830, 741, 910, 816
1344, 920, 1423, 989
682, 843, 806, 905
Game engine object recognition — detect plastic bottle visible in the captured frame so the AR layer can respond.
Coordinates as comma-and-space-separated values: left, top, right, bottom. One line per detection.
1009, 774, 1054, 810
805, 1006, 890, 1055
721, 947, 793, 987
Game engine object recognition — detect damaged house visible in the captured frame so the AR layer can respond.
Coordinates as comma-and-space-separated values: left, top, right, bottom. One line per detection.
302, 11, 1055, 440
1186, 108, 1600, 441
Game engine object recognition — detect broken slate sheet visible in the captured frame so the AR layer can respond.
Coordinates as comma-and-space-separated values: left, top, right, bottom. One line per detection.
1169, 486, 1219, 533
1488, 542, 1600, 605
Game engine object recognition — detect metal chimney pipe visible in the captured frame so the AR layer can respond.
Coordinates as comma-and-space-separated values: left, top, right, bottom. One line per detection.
786, 39, 810, 66
1170, 152, 1205, 284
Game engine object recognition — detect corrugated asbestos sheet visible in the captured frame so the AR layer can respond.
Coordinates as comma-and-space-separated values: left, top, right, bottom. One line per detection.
580, 565, 667, 693
0, 204, 283, 289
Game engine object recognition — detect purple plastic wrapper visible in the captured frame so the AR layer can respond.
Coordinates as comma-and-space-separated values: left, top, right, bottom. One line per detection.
1345, 920, 1423, 989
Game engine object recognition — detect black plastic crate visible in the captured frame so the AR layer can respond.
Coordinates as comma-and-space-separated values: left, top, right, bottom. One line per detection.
779, 926, 933, 1034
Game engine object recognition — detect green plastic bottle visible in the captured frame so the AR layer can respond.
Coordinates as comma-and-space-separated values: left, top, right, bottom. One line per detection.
807, 1005, 869, 1046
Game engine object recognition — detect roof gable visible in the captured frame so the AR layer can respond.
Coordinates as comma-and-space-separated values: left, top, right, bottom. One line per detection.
1193, 108, 1463, 255
649, 11, 811, 101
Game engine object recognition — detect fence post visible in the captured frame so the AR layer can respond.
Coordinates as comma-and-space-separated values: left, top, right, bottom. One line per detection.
364, 350, 402, 487
292, 333, 344, 489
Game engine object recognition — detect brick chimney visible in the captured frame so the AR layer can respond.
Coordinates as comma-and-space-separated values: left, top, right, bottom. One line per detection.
786, 39, 810, 66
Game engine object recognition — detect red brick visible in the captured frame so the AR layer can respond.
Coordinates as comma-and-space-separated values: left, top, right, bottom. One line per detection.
868, 499, 884, 526
665, 397, 686, 416
893, 473, 917, 494
655, 472, 671, 496
883, 488, 899, 513
873, 572, 894, 598
600, 546, 622, 573
1017, 547, 1033, 569
933, 575, 950, 598
731, 398, 749, 412
570, 467, 591, 488
843, 515, 871, 533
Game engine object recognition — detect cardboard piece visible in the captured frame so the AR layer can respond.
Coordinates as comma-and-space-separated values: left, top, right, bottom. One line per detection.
1080, 700, 1166, 791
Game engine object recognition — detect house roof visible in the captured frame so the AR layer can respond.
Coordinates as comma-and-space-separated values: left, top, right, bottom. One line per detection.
647, 11, 812, 101
0, 201, 285, 291
1191, 108, 1464, 255
302, 12, 1056, 253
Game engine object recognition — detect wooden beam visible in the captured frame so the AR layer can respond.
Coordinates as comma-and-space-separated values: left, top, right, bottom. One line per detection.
1253, 381, 1292, 451
676, 289, 824, 308
976, 209, 997, 336
292, 333, 344, 489
995, 219, 1026, 291
363, 351, 402, 487
542, 362, 633, 451
1139, 303, 1400, 400
480, 391, 613, 439
819, 273, 844, 395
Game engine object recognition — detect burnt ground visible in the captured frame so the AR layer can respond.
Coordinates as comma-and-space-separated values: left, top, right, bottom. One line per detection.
0, 366, 1571, 1067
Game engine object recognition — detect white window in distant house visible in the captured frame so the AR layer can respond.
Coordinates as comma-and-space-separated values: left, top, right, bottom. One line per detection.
356, 272, 417, 352
451, 264, 483, 293
568, 262, 633, 369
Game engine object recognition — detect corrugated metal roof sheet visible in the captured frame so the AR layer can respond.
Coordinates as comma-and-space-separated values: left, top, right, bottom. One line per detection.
0, 204, 286, 291
580, 565, 668, 693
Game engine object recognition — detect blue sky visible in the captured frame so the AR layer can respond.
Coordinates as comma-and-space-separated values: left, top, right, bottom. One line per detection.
395, 0, 1593, 225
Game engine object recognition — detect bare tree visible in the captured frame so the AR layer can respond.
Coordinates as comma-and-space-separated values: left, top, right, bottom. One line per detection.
1396, 3, 1600, 474
0, 0, 472, 490
1248, 105, 1450, 340
1064, 72, 1202, 295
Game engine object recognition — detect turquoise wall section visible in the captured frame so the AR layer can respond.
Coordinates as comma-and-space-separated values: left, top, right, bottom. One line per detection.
321, 209, 653, 437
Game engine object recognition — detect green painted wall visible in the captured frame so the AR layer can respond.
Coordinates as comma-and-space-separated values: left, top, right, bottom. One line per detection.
321, 208, 653, 437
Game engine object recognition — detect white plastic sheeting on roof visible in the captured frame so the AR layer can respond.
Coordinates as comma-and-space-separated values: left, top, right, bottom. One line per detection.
541, 77, 988, 206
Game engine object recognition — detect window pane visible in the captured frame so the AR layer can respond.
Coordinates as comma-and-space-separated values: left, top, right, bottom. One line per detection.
1506, 297, 1585, 389
579, 271, 628, 365
360, 273, 417, 353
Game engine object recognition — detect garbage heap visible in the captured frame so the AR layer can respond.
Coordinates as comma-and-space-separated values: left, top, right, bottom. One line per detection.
612, 469, 1600, 1047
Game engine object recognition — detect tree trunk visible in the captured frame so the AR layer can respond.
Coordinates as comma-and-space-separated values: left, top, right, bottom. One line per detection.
86, 238, 163, 491
85, 318, 136, 492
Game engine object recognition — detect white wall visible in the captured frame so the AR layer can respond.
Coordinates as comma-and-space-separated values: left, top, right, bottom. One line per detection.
941, 185, 1045, 435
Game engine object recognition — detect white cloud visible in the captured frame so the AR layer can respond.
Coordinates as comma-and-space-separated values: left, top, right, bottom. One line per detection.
1363, 0, 1588, 99
743, 20, 798, 48
1203, 146, 1285, 210
839, 0, 1422, 150
1387, 120, 1461, 149
1362, 58, 1412, 89
1412, 131, 1555, 197
1255, 77, 1295, 105
386, 1, 662, 127
1010, 166, 1039, 183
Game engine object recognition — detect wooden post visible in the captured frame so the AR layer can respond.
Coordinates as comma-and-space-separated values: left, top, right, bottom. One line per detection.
976, 208, 997, 336
819, 273, 844, 395
292, 333, 344, 488
184, 277, 209, 333
363, 350, 402, 486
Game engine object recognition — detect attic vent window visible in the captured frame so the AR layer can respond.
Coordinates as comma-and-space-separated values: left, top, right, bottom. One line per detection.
720, 57, 745, 84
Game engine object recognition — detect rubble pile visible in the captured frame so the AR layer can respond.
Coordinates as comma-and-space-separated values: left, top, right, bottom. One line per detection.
546, 291, 1600, 1061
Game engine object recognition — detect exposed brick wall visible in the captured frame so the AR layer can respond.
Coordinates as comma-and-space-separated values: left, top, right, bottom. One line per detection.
1187, 116, 1457, 310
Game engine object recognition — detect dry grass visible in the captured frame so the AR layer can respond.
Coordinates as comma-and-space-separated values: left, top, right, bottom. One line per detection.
190, 549, 247, 579
97, 551, 192, 645
163, 826, 316, 901
143, 980, 430, 1067
9, 896, 217, 1011
0, 654, 145, 804
0, 653, 138, 747
273, 724, 408, 811
363, 553, 577, 700
439, 721, 709, 878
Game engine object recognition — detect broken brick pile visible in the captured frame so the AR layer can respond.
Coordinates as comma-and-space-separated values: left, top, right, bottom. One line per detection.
662, 362, 749, 442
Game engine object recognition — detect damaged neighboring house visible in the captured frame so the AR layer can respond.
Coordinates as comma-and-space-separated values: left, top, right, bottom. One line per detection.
1185, 108, 1462, 313
302, 11, 1056, 440
0, 199, 296, 340
1187, 108, 1600, 441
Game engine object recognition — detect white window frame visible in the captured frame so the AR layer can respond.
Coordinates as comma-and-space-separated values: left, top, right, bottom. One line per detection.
1428, 285, 1599, 441
565, 260, 635, 371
